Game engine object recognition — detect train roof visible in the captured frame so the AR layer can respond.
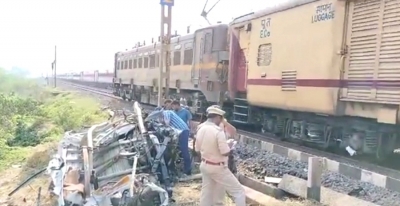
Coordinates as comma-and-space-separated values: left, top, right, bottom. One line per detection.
230, 0, 319, 25
117, 33, 194, 57
117, 23, 228, 57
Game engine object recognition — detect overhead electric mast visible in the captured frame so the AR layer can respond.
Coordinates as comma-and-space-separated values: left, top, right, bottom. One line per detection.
158, 0, 174, 107
200, 0, 222, 25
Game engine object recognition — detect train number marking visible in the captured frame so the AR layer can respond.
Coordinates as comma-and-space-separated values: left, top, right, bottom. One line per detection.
260, 18, 271, 38
312, 3, 335, 23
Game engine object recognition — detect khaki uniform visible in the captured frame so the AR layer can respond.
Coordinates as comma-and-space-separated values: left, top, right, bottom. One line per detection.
196, 121, 230, 205
195, 121, 245, 206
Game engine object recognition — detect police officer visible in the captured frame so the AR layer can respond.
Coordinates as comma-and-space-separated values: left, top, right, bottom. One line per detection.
197, 105, 238, 205
195, 107, 246, 206
204, 105, 237, 137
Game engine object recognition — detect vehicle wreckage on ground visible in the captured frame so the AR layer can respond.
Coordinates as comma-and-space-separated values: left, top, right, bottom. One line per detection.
46, 102, 190, 206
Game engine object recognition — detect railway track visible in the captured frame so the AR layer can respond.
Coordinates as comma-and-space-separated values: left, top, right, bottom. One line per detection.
59, 80, 400, 194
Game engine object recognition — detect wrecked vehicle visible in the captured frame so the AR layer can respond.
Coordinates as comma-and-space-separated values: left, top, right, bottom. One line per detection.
46, 102, 187, 206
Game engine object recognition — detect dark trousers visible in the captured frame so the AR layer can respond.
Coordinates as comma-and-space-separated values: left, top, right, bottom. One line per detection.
178, 129, 191, 175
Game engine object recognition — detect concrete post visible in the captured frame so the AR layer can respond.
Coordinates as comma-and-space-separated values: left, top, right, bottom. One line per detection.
307, 157, 322, 202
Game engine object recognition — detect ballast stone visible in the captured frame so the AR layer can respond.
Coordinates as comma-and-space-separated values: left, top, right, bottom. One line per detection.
234, 144, 400, 206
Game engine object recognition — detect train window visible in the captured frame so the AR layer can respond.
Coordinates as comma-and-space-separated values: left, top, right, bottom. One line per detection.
155, 54, 159, 67
144, 56, 149, 68
149, 54, 156, 68
257, 44, 272, 66
124, 60, 128, 69
117, 61, 120, 70
133, 59, 137, 69
183, 49, 193, 65
129, 59, 132, 69
173, 51, 181, 65
138, 58, 143, 68
204, 33, 212, 54
121, 61, 124, 70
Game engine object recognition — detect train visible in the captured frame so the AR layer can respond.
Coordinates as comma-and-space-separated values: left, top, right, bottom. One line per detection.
59, 0, 400, 161
60, 71, 114, 88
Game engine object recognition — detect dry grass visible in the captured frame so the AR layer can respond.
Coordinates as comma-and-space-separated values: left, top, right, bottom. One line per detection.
0, 143, 59, 206
173, 180, 235, 205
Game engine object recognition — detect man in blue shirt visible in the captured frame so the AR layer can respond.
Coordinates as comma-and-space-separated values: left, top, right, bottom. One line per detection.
154, 99, 173, 111
171, 100, 192, 127
160, 109, 192, 175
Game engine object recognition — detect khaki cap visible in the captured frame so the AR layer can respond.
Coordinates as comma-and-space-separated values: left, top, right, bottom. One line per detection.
207, 106, 226, 116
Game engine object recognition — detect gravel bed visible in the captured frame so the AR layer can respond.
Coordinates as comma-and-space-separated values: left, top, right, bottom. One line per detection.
235, 144, 400, 206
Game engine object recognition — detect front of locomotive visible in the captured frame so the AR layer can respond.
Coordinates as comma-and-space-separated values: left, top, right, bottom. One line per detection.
190, 23, 231, 117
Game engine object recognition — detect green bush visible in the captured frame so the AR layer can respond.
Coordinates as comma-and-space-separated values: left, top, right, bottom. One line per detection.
0, 68, 107, 170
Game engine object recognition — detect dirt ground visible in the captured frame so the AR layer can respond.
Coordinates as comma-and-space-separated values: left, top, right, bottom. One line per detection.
173, 180, 320, 206
0, 143, 58, 206
173, 180, 235, 205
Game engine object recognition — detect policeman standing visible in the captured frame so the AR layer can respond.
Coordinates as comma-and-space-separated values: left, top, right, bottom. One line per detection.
195, 107, 246, 206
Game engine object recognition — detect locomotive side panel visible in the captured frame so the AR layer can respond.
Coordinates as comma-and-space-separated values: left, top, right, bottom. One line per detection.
193, 24, 230, 104
227, 0, 400, 159
169, 34, 194, 90
245, 0, 346, 115
340, 0, 400, 124
114, 24, 229, 108
117, 48, 157, 87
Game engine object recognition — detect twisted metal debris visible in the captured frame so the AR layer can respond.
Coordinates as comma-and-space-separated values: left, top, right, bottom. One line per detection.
46, 101, 187, 206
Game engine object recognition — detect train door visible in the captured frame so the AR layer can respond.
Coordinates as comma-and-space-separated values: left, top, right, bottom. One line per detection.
192, 32, 202, 84
236, 28, 250, 92
237, 49, 247, 91
192, 29, 213, 85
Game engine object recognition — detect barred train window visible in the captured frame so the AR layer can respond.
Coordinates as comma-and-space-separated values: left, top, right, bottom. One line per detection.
204, 33, 212, 54
156, 54, 159, 67
183, 49, 193, 65
149, 54, 155, 68
138, 58, 143, 68
257, 44, 272, 66
174, 51, 181, 65
144, 57, 149, 68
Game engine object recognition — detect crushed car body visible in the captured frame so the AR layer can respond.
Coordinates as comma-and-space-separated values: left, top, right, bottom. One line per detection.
46, 102, 186, 206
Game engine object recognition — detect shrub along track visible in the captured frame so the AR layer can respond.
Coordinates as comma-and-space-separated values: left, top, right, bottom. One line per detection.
60, 81, 400, 205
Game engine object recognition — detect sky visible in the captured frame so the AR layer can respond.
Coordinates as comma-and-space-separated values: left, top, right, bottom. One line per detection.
0, 0, 284, 77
